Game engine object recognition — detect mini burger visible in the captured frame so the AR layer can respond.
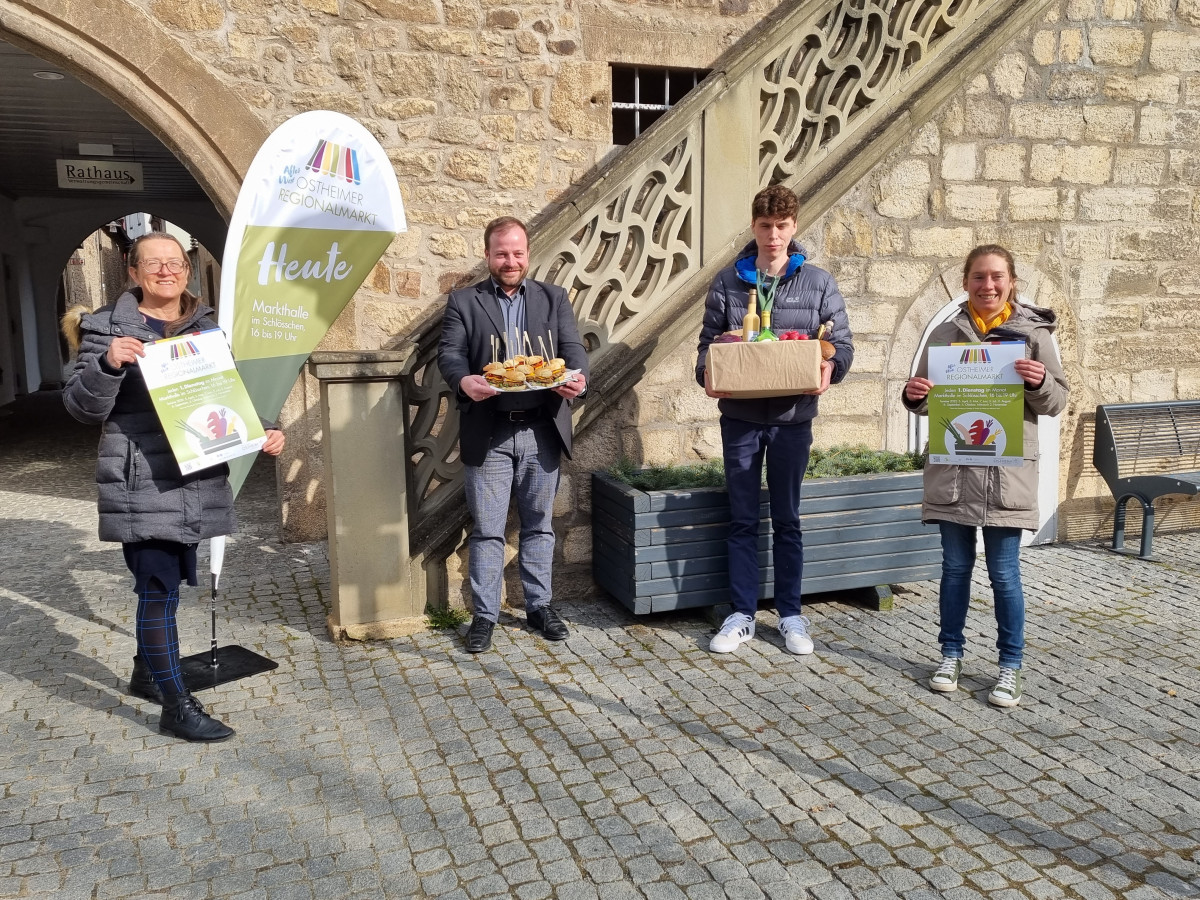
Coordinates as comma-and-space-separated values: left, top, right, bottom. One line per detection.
525, 354, 544, 369
483, 362, 506, 387
548, 357, 566, 379
529, 365, 557, 386
515, 363, 533, 376
503, 369, 527, 390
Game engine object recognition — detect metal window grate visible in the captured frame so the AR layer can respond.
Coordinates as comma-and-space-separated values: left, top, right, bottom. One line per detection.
611, 65, 708, 145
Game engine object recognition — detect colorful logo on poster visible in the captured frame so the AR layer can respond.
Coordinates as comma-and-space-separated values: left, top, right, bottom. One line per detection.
169, 340, 200, 360
959, 347, 991, 364
940, 412, 1005, 459
305, 139, 361, 185
178, 405, 247, 456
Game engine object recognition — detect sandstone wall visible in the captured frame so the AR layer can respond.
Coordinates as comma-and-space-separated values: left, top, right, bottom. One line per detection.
121, 0, 780, 539
563, 0, 1200, 570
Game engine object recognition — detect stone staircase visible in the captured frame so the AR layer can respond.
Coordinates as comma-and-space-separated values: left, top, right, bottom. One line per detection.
393, 0, 1057, 606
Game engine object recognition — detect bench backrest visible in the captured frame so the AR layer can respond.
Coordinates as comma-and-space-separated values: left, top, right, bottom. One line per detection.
1093, 401, 1200, 482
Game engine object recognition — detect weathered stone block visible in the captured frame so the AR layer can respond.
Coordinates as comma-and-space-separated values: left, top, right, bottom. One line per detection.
941, 143, 977, 181
549, 62, 610, 140
394, 270, 423, 299
946, 185, 1000, 221
1159, 264, 1200, 294
1061, 29, 1084, 63
1089, 27, 1146, 67
372, 54, 438, 97
1139, 108, 1200, 145
1030, 145, 1113, 185
962, 99, 1008, 139
819, 378, 883, 418
498, 146, 540, 189
1071, 262, 1159, 299
429, 232, 470, 260
984, 144, 1026, 182
388, 149, 438, 177
1066, 0, 1096, 18
874, 160, 930, 219
823, 209, 873, 257
911, 122, 940, 156
358, 0, 440, 23
866, 261, 932, 298
1032, 31, 1056, 66
1078, 302, 1143, 332
847, 302, 900, 335
432, 118, 484, 145
1010, 105, 1085, 140
1062, 225, 1108, 259
1048, 71, 1100, 100
445, 150, 492, 184
990, 54, 1028, 98
1084, 105, 1135, 143
1168, 150, 1200, 185
1079, 187, 1155, 221
411, 28, 478, 55
486, 8, 520, 27
1145, 297, 1200, 328
1113, 148, 1166, 185
1150, 31, 1200, 73
909, 227, 975, 259
150, 0, 224, 30
1009, 186, 1069, 222
375, 99, 438, 120
1111, 225, 1200, 261
1104, 73, 1180, 103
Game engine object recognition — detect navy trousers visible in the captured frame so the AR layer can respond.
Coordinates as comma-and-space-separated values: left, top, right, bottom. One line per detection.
720, 416, 813, 619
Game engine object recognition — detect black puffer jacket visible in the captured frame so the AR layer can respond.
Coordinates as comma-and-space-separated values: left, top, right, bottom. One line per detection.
63, 290, 236, 543
696, 240, 854, 424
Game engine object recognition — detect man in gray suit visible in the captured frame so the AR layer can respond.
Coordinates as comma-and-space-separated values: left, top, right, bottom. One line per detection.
437, 217, 589, 652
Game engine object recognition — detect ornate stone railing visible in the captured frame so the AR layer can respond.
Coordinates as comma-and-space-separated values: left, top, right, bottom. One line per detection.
396, 0, 1055, 596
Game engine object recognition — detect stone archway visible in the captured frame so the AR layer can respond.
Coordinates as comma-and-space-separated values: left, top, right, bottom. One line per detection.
0, 0, 267, 217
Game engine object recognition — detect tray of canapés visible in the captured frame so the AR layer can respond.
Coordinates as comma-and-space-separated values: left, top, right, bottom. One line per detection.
482, 333, 579, 391
483, 355, 579, 391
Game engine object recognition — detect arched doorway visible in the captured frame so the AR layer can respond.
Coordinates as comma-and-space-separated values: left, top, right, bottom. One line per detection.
0, 4, 266, 396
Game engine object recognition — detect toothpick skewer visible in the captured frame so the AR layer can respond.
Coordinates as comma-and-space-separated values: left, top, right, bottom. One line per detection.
548, 330, 555, 360
538, 336, 549, 361
523, 331, 534, 359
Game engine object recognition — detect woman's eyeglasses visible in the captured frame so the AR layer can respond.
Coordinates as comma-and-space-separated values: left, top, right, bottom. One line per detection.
138, 259, 188, 274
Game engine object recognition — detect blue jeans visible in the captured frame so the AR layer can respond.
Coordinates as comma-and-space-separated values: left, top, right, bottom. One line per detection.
463, 419, 561, 622
721, 416, 813, 619
937, 522, 1025, 669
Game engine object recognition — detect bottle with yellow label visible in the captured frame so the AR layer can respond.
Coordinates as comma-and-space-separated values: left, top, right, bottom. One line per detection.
741, 288, 760, 342
755, 308, 777, 341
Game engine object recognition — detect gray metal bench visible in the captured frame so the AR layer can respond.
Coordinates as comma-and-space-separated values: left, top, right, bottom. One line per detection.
1092, 400, 1200, 558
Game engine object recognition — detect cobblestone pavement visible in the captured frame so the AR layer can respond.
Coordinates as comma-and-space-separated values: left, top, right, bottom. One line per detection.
3, 392, 1200, 899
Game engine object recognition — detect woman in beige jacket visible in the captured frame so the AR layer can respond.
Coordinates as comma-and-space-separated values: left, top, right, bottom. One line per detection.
902, 245, 1068, 708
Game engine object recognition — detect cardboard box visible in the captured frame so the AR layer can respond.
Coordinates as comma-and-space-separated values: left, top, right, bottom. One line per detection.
707, 339, 822, 397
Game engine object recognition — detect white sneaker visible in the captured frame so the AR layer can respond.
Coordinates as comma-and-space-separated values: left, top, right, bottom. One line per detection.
779, 615, 814, 655
710, 613, 755, 653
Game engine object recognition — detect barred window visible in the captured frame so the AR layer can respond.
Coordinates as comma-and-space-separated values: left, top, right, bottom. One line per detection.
611, 65, 709, 146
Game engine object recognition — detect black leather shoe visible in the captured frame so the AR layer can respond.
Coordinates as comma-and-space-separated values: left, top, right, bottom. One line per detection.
129, 654, 164, 705
528, 606, 570, 641
159, 692, 235, 742
465, 617, 495, 653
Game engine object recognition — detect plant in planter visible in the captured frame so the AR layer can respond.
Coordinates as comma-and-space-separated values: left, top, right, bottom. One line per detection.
592, 447, 940, 615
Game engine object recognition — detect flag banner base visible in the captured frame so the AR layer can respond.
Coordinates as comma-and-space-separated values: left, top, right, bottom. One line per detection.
179, 645, 278, 692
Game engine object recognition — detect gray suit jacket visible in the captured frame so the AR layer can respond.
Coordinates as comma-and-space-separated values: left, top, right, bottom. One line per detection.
437, 278, 589, 467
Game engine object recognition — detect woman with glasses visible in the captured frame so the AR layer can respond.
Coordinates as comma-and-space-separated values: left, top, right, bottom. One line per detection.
63, 231, 285, 741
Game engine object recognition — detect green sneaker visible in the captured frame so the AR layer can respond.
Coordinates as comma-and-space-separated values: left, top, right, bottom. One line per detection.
929, 656, 961, 692
988, 667, 1023, 707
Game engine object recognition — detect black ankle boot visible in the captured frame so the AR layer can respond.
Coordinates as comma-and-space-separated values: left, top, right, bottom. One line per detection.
129, 655, 164, 705
159, 692, 235, 742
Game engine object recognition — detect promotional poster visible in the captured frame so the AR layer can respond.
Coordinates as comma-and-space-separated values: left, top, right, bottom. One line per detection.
139, 329, 267, 475
218, 110, 406, 490
927, 341, 1026, 467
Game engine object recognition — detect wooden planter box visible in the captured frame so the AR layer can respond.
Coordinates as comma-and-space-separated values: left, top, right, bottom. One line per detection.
592, 470, 942, 615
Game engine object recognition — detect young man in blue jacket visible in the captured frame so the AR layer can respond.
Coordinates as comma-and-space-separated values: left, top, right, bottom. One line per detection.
695, 185, 854, 655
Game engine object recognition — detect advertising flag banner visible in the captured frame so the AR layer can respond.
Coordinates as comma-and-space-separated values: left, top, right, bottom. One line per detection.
927, 341, 1025, 467
139, 329, 267, 474
218, 110, 405, 490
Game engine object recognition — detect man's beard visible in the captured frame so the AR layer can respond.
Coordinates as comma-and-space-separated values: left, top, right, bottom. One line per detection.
491, 265, 527, 288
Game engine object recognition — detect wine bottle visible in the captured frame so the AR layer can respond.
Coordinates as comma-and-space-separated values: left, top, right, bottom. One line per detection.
741, 288, 760, 342
755, 308, 777, 341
